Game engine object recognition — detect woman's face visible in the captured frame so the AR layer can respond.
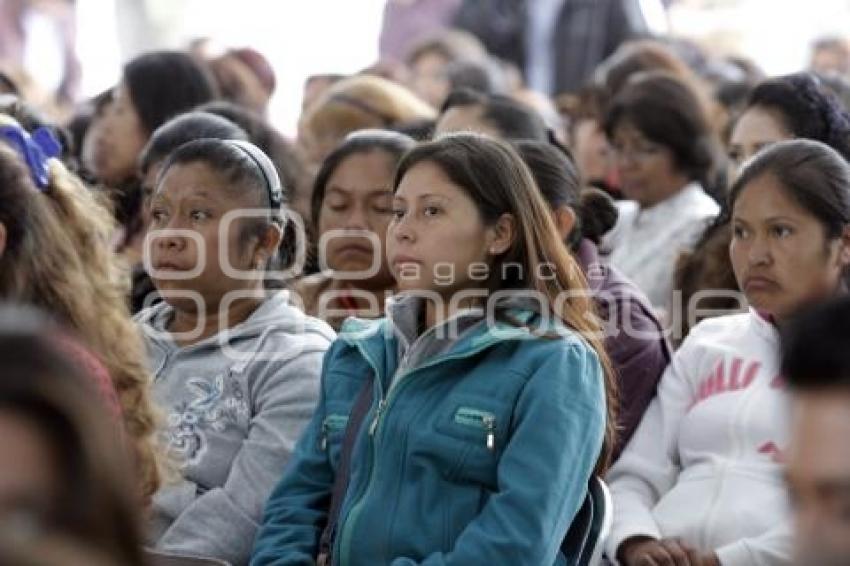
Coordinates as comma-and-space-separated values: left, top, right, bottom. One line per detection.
0, 410, 59, 531
388, 161, 509, 297
318, 150, 396, 288
611, 120, 688, 207
730, 174, 850, 320
86, 83, 148, 185
409, 51, 449, 109
728, 107, 793, 169
147, 161, 272, 312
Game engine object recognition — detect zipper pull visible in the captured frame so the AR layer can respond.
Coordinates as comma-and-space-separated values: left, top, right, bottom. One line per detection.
369, 399, 387, 436
484, 415, 496, 451
320, 421, 328, 451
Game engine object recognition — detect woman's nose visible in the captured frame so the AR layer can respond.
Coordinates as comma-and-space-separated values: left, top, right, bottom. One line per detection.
343, 205, 369, 231
748, 233, 772, 266
390, 214, 414, 243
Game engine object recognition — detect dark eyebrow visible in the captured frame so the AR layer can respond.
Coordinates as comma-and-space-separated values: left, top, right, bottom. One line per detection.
733, 215, 799, 226
417, 193, 450, 201
329, 186, 392, 196
763, 216, 799, 224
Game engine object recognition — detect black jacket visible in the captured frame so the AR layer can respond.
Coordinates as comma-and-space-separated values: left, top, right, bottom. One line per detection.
454, 0, 649, 94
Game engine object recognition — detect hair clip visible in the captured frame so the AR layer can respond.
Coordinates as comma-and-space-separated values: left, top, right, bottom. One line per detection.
0, 124, 61, 190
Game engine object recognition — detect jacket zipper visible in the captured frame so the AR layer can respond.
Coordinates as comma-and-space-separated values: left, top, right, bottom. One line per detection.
336, 338, 505, 566
700, 373, 766, 549
454, 407, 497, 451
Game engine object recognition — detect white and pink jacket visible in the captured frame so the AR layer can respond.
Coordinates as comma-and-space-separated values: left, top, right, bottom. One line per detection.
606, 310, 792, 565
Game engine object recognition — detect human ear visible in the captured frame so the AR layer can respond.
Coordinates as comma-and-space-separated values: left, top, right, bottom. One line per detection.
253, 223, 283, 267
551, 205, 577, 241
487, 213, 516, 256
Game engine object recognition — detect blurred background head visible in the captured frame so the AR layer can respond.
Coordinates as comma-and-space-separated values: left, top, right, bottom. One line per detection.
84, 50, 217, 187
0, 306, 145, 566
728, 72, 850, 168
603, 71, 722, 207
297, 74, 434, 167
404, 29, 489, 109
783, 297, 850, 566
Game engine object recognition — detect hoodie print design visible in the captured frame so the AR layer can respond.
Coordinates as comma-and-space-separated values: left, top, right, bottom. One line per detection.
166, 371, 250, 466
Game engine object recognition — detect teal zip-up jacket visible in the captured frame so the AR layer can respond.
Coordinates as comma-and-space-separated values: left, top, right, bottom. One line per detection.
251, 302, 606, 566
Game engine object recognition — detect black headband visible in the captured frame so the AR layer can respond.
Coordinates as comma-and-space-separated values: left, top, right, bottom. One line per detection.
224, 139, 283, 210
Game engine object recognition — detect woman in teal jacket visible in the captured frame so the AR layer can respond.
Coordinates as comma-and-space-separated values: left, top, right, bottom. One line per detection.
252, 133, 615, 566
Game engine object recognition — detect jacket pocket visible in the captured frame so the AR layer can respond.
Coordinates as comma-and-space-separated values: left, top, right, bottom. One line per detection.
319, 412, 349, 469
432, 398, 511, 488
436, 399, 509, 451
320, 414, 349, 448
453, 407, 497, 451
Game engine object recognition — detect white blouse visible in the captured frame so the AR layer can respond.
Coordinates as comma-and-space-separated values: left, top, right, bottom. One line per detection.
603, 183, 720, 311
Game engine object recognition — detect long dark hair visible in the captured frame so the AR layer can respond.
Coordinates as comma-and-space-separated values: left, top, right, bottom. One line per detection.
122, 51, 217, 136
392, 133, 618, 472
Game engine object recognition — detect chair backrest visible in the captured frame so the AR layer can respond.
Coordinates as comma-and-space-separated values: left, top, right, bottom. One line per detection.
144, 549, 231, 566
560, 476, 613, 566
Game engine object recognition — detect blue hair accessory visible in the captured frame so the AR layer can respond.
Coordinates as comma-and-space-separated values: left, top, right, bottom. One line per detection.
0, 124, 61, 190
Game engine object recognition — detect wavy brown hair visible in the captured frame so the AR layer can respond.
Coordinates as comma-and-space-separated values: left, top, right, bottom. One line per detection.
0, 118, 162, 502
394, 133, 618, 473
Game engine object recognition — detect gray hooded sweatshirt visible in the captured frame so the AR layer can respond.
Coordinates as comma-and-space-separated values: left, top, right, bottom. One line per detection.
135, 291, 335, 565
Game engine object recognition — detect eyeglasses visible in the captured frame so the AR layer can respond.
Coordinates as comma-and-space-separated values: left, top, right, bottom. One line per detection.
610, 141, 665, 163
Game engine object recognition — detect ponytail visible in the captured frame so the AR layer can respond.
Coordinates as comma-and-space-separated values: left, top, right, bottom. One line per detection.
571, 188, 619, 247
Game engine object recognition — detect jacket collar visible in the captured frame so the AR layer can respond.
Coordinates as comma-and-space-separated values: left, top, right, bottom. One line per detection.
337, 294, 571, 376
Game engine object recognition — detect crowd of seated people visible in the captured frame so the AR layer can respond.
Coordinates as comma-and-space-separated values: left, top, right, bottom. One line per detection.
1, 8, 850, 565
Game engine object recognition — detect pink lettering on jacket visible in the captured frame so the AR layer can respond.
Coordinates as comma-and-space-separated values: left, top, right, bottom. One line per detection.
690, 357, 762, 411
758, 441, 786, 463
